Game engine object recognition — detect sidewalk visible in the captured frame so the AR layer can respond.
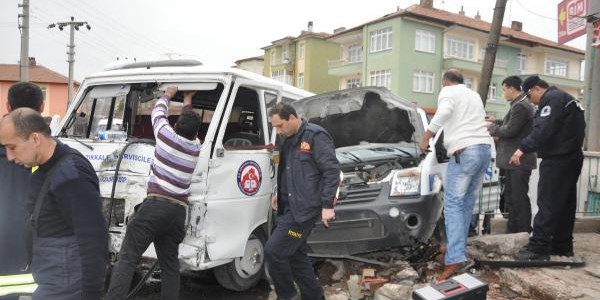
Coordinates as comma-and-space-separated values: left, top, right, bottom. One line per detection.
495, 232, 600, 300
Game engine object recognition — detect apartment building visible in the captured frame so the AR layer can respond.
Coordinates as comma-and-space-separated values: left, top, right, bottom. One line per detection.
262, 22, 339, 93
327, 1, 585, 116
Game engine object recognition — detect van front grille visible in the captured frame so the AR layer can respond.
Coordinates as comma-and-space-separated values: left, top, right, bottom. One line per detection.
337, 185, 382, 205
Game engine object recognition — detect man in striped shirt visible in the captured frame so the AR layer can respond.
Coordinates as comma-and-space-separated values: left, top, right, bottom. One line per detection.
106, 86, 201, 300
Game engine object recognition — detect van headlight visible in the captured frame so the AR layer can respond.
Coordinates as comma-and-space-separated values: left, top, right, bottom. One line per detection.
390, 168, 420, 197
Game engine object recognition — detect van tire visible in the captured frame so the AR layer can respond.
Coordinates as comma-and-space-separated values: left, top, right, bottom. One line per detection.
214, 230, 266, 291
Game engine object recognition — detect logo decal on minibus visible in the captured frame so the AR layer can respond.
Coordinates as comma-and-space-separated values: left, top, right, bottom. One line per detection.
237, 160, 262, 196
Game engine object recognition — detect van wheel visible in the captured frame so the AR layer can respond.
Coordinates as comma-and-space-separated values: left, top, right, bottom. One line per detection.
214, 231, 266, 291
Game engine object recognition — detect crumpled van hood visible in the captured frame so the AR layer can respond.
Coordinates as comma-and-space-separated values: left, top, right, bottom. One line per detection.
292, 87, 423, 148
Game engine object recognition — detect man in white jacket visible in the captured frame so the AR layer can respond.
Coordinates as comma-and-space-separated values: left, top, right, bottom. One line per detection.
419, 69, 493, 281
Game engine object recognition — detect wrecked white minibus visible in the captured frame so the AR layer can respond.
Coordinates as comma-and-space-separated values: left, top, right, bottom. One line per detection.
55, 59, 312, 291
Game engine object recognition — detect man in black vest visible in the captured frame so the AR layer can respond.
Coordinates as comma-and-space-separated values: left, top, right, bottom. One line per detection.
265, 103, 340, 300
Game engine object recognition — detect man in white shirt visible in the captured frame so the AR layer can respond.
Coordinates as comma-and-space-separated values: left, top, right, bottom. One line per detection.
419, 69, 492, 281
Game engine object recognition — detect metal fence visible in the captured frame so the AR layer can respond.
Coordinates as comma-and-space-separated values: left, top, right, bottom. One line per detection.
473, 152, 600, 229
577, 152, 600, 216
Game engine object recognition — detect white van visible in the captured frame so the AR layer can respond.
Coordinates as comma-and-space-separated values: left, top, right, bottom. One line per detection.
55, 59, 312, 291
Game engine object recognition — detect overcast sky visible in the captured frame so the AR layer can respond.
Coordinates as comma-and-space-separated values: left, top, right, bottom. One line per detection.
0, 0, 588, 81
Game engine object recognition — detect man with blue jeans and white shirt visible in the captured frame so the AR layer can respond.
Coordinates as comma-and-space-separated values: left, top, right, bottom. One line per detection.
419, 69, 492, 282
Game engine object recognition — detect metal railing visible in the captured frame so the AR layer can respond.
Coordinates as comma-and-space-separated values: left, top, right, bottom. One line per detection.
328, 58, 363, 68
471, 152, 600, 232
577, 151, 600, 216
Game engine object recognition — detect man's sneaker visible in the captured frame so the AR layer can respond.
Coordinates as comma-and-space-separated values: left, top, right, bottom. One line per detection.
514, 249, 550, 261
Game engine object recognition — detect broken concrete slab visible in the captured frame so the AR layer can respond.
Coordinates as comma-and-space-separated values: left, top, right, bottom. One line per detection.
392, 267, 419, 282
585, 265, 600, 278
373, 283, 413, 300
468, 232, 529, 257
492, 233, 600, 300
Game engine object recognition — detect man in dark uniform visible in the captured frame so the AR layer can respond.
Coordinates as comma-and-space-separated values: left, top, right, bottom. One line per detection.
0, 82, 44, 300
265, 103, 340, 300
487, 76, 537, 233
510, 75, 585, 260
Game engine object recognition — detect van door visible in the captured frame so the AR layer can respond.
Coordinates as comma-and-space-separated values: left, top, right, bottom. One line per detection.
204, 78, 282, 261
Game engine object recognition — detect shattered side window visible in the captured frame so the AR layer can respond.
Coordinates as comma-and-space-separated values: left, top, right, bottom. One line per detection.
67, 85, 130, 138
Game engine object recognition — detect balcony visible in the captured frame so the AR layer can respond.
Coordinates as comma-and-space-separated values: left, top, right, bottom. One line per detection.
270, 57, 296, 70
443, 55, 507, 76
537, 74, 584, 89
272, 75, 294, 86
328, 58, 363, 76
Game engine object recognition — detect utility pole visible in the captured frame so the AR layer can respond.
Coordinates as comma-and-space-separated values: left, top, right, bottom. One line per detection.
584, 1, 600, 151
478, 0, 508, 106
48, 17, 91, 105
18, 0, 30, 82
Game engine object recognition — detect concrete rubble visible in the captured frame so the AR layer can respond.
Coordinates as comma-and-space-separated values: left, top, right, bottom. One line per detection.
266, 220, 600, 299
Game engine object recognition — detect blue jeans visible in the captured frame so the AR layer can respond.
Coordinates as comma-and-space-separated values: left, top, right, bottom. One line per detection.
444, 144, 491, 265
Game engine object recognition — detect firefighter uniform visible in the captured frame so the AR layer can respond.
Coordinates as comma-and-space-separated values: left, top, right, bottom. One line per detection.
265, 121, 340, 300
518, 86, 585, 256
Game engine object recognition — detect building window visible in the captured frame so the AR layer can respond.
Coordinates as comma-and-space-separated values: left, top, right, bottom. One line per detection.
415, 29, 435, 53
517, 54, 527, 73
270, 49, 276, 66
412, 71, 434, 93
370, 70, 392, 89
446, 37, 475, 60
464, 77, 473, 90
545, 58, 568, 77
348, 45, 362, 63
298, 73, 304, 89
40, 86, 47, 100
299, 43, 305, 59
347, 78, 361, 89
370, 27, 392, 53
488, 83, 497, 100
272, 70, 293, 85
282, 46, 288, 61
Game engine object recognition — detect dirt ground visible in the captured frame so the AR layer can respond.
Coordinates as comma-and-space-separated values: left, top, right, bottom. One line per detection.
132, 271, 270, 300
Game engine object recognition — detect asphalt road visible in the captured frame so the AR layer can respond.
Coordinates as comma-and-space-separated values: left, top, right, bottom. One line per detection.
132, 271, 271, 300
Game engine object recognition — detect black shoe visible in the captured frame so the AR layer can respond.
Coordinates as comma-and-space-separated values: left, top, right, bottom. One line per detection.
514, 249, 550, 261
550, 250, 574, 257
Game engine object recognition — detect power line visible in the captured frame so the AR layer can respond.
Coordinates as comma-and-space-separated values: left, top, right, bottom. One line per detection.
30, 19, 115, 60
48, 16, 91, 104
30, 7, 133, 57
30, 8, 135, 64
63, 0, 172, 54
513, 0, 557, 21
